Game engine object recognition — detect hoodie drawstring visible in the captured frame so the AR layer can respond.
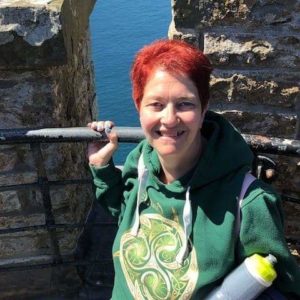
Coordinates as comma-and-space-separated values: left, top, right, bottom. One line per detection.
176, 186, 192, 265
132, 152, 193, 264
131, 153, 149, 236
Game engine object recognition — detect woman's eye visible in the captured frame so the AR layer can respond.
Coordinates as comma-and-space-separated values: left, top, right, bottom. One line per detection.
148, 102, 163, 110
177, 102, 195, 110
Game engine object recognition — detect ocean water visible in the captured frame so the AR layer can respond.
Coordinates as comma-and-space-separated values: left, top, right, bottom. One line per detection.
90, 1, 171, 163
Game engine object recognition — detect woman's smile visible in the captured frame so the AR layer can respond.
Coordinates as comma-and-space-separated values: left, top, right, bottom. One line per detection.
155, 129, 185, 139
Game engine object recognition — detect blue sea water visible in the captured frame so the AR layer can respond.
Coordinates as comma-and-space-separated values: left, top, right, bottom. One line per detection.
90, 1, 171, 163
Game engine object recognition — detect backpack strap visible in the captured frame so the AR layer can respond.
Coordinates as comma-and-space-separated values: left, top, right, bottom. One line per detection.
235, 173, 256, 237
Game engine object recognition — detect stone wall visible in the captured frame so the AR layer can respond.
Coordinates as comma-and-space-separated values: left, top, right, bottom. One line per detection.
169, 0, 300, 261
0, 0, 96, 298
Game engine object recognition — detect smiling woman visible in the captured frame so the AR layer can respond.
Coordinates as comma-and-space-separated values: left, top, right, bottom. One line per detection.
87, 39, 300, 299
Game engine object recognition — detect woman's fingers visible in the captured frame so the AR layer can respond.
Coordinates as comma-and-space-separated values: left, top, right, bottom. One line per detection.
87, 120, 118, 166
104, 120, 113, 130
89, 120, 117, 143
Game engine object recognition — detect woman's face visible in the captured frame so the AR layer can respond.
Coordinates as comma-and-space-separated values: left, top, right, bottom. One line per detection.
139, 69, 206, 161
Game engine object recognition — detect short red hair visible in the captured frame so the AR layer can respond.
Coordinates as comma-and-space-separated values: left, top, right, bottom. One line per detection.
131, 39, 213, 110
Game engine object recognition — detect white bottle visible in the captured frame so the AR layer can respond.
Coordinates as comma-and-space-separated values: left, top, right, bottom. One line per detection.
205, 254, 277, 300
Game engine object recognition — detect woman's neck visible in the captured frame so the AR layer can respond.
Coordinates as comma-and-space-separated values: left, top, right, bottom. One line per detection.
158, 136, 206, 184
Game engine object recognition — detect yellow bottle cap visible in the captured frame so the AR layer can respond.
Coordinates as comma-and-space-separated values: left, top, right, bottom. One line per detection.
246, 254, 277, 285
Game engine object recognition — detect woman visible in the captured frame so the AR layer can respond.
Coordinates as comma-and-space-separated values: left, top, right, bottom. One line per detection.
88, 40, 299, 299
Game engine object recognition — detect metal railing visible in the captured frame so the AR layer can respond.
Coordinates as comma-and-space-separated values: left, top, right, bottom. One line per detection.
1, 127, 300, 156
0, 127, 299, 288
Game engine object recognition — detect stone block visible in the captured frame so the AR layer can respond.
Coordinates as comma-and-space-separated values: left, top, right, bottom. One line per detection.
248, 0, 299, 29
0, 191, 21, 213
0, 1, 66, 69
40, 143, 90, 181
0, 144, 37, 185
0, 213, 45, 230
0, 231, 51, 259
0, 0, 96, 70
210, 71, 299, 109
172, 0, 299, 30
0, 71, 56, 127
0, 169, 37, 186
0, 187, 43, 217
204, 32, 300, 69
51, 184, 93, 220
215, 110, 297, 138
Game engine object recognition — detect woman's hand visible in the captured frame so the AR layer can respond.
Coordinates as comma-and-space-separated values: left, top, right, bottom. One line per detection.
87, 120, 118, 167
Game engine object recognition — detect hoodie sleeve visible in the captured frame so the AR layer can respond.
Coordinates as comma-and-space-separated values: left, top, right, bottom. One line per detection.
89, 141, 145, 219
238, 181, 300, 296
89, 161, 123, 217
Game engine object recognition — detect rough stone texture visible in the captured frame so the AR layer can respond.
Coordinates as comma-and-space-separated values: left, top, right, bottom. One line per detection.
215, 110, 297, 138
169, 0, 300, 263
0, 144, 37, 186
0, 1, 66, 68
204, 32, 300, 69
210, 71, 299, 108
171, 0, 300, 29
0, 0, 96, 298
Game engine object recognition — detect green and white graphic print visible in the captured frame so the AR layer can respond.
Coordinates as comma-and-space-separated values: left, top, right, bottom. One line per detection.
114, 214, 198, 299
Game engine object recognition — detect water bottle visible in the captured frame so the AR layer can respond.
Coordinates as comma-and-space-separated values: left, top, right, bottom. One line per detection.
205, 254, 277, 300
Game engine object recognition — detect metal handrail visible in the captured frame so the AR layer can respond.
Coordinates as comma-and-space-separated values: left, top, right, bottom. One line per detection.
0, 126, 299, 276
0, 126, 300, 156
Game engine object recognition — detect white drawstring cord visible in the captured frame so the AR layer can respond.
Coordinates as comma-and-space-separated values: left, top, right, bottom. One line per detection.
131, 153, 149, 236
176, 186, 192, 265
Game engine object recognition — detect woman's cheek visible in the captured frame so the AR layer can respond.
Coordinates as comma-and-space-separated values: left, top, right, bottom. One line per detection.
140, 111, 155, 129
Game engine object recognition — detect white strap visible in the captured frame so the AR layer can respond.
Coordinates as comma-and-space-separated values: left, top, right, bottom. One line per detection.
235, 173, 256, 237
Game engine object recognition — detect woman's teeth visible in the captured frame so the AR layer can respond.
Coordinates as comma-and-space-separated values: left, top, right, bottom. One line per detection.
156, 131, 184, 137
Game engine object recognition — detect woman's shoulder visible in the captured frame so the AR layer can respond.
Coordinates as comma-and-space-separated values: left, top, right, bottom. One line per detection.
244, 177, 279, 200
240, 177, 283, 220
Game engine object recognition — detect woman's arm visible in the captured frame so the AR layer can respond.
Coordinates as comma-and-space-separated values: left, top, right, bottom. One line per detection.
90, 162, 123, 217
239, 181, 300, 296
88, 120, 123, 217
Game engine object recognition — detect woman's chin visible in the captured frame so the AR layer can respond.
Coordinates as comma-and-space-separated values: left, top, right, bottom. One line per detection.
155, 145, 182, 158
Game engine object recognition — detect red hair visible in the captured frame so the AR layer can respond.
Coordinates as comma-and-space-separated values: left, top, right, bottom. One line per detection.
131, 39, 213, 110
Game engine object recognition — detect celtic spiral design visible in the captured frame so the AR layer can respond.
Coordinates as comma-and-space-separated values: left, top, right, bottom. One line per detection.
118, 214, 198, 299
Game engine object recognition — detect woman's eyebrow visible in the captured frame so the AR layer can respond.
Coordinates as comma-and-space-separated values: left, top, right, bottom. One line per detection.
176, 96, 198, 101
142, 95, 165, 101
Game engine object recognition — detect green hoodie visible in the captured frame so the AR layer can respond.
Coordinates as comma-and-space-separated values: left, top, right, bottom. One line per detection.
90, 111, 300, 299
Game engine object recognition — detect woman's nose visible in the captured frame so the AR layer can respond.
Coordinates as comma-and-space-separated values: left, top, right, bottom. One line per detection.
161, 105, 178, 126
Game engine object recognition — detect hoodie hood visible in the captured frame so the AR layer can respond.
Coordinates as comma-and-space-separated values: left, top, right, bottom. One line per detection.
141, 110, 254, 189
